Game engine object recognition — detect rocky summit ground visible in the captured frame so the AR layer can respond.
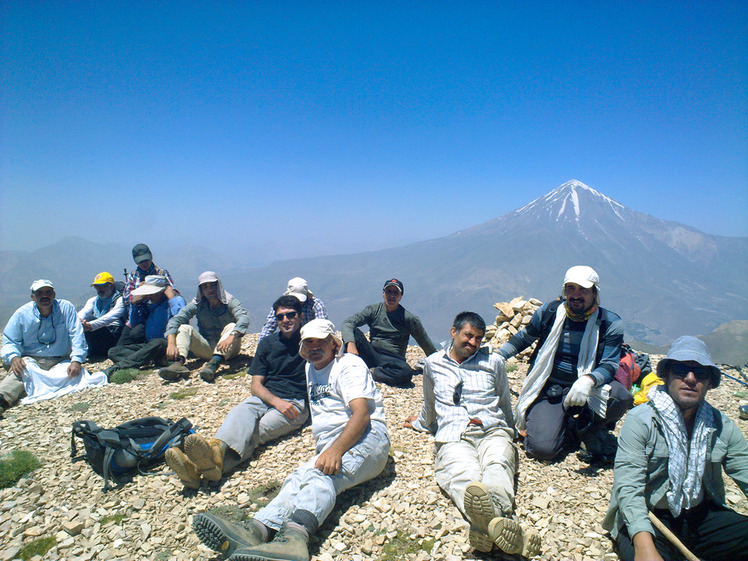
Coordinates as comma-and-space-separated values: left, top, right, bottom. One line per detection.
1, 335, 747, 561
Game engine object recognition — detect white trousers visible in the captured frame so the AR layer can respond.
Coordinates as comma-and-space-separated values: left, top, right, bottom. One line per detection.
175, 323, 241, 361
434, 425, 517, 516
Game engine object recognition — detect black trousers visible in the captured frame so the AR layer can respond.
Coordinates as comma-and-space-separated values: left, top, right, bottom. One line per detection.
84, 327, 122, 359
615, 499, 748, 561
524, 379, 633, 460
350, 328, 415, 387
107, 324, 167, 370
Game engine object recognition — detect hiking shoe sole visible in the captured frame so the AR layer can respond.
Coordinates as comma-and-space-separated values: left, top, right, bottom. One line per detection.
464, 481, 496, 552
165, 447, 201, 489
158, 364, 190, 381
229, 545, 308, 561
185, 433, 223, 481
193, 513, 263, 557
487, 516, 525, 555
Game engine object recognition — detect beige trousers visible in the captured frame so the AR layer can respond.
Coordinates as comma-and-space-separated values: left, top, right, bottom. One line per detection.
175, 323, 241, 361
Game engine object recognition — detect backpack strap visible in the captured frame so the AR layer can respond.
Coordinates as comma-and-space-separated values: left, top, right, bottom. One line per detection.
71, 420, 102, 460
141, 417, 193, 464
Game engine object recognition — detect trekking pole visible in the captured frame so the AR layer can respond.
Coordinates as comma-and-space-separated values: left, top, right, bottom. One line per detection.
722, 372, 748, 388
647, 512, 700, 561
734, 365, 748, 384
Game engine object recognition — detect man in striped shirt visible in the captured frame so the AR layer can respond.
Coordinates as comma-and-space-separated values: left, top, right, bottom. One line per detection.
404, 311, 540, 557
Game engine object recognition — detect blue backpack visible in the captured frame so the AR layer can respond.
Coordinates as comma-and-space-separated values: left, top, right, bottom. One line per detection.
71, 416, 194, 491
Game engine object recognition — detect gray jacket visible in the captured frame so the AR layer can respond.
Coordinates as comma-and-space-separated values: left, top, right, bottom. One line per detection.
602, 401, 748, 539
165, 297, 249, 346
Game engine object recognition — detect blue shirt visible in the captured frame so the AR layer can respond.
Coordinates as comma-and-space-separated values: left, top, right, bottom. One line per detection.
129, 296, 186, 341
1, 299, 88, 364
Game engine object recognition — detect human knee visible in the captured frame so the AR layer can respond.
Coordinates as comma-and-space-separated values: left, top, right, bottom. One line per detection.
524, 433, 563, 461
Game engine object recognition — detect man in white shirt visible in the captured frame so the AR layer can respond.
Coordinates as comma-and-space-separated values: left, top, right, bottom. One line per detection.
192, 319, 390, 561
405, 311, 540, 557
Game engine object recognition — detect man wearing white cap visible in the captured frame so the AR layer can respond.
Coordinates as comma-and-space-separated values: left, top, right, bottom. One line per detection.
159, 271, 249, 382
77, 272, 125, 359
192, 319, 390, 561
500, 266, 633, 462
258, 277, 328, 341
1, 280, 88, 414
106, 275, 186, 376
604, 336, 748, 560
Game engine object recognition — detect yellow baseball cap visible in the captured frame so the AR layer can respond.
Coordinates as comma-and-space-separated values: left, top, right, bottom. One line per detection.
91, 272, 115, 286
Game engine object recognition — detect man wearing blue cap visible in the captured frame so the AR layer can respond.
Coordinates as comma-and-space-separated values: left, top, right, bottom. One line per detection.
603, 336, 748, 561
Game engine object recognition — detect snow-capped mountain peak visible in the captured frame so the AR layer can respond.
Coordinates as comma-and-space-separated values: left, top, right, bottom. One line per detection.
515, 179, 625, 223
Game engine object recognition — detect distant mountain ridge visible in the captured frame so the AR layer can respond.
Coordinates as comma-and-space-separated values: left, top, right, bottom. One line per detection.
1, 180, 746, 348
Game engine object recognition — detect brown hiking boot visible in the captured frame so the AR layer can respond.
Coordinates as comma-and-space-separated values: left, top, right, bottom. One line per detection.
230, 522, 310, 561
165, 447, 201, 489
199, 361, 219, 382
192, 512, 265, 557
185, 433, 224, 481
158, 361, 190, 381
464, 481, 496, 552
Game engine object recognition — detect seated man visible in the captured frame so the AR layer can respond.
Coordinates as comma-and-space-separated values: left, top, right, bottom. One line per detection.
192, 319, 390, 561
405, 312, 541, 557
1, 280, 88, 414
342, 278, 437, 387
258, 277, 328, 341
77, 272, 125, 359
603, 336, 748, 560
106, 276, 186, 376
165, 295, 309, 488
500, 266, 633, 462
122, 243, 177, 324
159, 271, 249, 382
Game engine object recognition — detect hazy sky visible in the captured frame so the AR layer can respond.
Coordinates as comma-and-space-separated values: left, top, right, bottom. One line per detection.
2, 1, 746, 262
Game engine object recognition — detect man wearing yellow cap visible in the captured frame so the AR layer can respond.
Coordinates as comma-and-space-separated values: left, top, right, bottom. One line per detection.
77, 272, 125, 359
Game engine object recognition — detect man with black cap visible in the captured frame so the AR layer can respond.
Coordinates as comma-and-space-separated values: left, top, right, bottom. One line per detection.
603, 336, 748, 560
122, 243, 177, 315
78, 272, 125, 359
159, 271, 249, 382
1, 280, 88, 414
500, 266, 633, 462
341, 278, 437, 387
106, 275, 186, 376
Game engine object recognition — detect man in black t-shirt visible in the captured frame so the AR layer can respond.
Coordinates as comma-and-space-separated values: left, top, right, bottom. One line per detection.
165, 295, 309, 489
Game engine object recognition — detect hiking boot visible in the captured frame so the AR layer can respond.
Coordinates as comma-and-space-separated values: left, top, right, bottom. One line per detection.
229, 522, 310, 561
103, 365, 121, 380
199, 361, 219, 382
158, 361, 190, 381
192, 512, 265, 557
463, 481, 496, 552
155, 354, 170, 368
580, 429, 615, 465
165, 447, 201, 489
185, 433, 224, 481
488, 517, 542, 556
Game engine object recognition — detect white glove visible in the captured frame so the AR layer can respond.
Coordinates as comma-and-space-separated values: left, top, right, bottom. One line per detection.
563, 376, 595, 408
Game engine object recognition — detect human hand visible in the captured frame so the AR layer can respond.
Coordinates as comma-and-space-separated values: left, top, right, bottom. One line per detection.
346, 342, 359, 355
68, 361, 82, 378
215, 334, 236, 354
402, 415, 418, 429
82, 320, 92, 331
563, 376, 595, 408
9, 356, 26, 377
276, 400, 300, 420
315, 447, 343, 475
166, 343, 181, 362
164, 286, 176, 299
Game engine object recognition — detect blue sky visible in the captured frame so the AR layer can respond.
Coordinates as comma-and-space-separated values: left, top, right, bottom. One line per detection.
2, 1, 746, 262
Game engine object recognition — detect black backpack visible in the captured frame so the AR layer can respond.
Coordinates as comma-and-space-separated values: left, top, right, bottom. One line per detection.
71, 416, 193, 491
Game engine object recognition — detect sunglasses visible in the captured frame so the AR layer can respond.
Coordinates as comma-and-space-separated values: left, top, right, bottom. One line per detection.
275, 311, 299, 321
669, 363, 711, 381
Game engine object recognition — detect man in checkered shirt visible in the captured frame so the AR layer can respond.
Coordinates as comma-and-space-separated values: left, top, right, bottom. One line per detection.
404, 311, 540, 558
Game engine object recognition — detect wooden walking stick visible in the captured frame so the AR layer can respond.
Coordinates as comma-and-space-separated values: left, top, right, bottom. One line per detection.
648, 511, 700, 561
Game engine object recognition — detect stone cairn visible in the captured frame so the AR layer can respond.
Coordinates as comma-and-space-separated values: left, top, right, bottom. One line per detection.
484, 296, 543, 360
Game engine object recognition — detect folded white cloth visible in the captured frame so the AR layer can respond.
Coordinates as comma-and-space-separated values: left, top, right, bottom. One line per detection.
20, 360, 108, 404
